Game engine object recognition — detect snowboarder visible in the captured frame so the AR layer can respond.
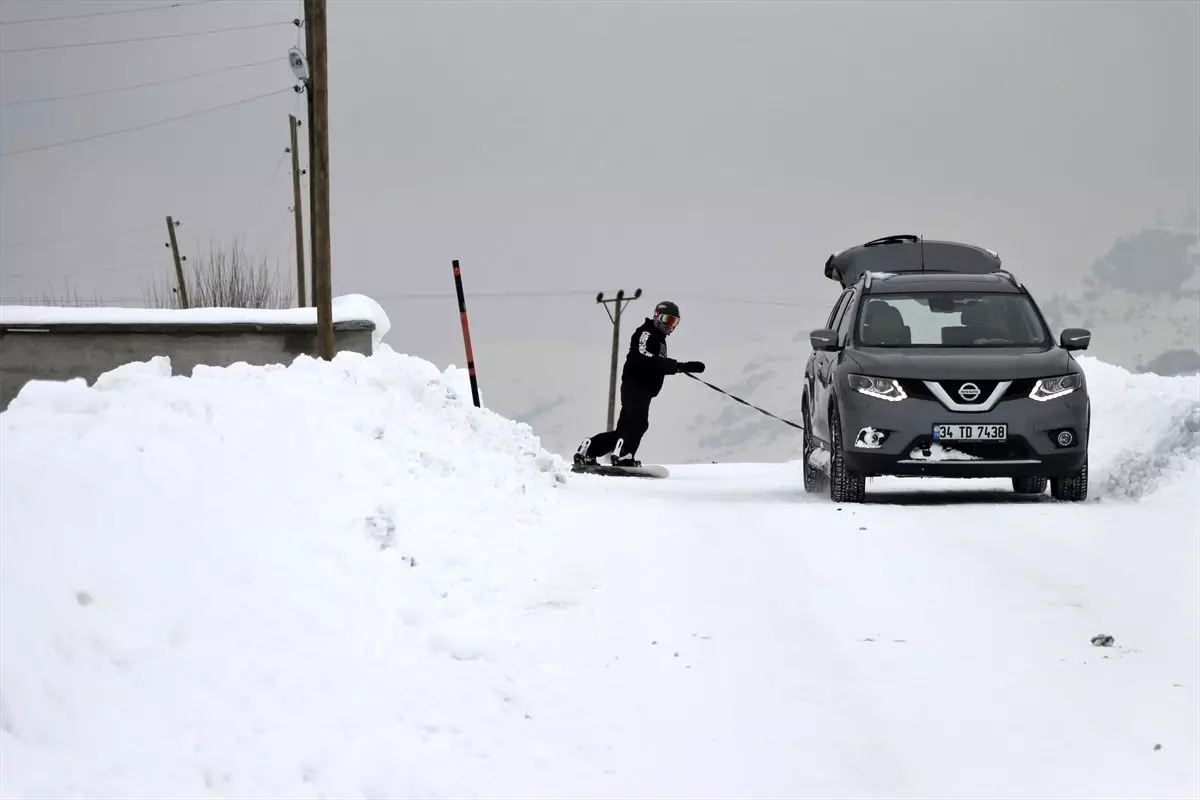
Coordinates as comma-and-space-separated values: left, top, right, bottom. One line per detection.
574, 300, 705, 468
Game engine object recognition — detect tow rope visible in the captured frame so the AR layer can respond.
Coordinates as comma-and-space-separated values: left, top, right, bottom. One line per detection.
683, 373, 805, 431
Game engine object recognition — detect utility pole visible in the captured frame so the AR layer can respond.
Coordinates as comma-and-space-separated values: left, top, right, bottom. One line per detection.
301, 8, 318, 310
165, 215, 188, 309
303, 0, 333, 359
596, 288, 641, 429
288, 113, 307, 308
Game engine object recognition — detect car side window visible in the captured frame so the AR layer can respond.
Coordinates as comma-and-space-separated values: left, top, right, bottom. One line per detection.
834, 289, 859, 343
825, 290, 851, 329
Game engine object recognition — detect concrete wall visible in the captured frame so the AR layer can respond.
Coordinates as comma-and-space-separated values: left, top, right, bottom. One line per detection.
0, 320, 376, 410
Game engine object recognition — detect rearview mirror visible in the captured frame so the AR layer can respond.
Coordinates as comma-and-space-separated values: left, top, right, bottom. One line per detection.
928, 295, 960, 313
1060, 328, 1091, 351
810, 329, 840, 351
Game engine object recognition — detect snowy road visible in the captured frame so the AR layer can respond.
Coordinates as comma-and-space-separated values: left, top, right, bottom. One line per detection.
508, 464, 1200, 799
2, 350, 1196, 799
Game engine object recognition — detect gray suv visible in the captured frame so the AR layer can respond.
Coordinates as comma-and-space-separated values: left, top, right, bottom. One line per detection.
802, 234, 1092, 503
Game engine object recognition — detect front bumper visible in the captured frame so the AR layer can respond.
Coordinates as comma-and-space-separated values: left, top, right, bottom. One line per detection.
836, 377, 1089, 478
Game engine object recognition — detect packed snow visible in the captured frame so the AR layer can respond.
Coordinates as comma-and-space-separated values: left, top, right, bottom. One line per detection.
1082, 357, 1200, 501
0, 344, 1197, 799
909, 442, 980, 460
0, 294, 391, 349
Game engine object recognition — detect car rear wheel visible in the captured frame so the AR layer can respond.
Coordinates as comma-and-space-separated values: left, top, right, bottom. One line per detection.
1012, 475, 1048, 494
829, 404, 866, 503
802, 403, 826, 494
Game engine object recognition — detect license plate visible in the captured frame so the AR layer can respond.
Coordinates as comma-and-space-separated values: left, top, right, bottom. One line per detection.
933, 423, 1007, 441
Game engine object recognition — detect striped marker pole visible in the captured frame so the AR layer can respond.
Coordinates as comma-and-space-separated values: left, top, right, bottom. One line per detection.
452, 259, 482, 407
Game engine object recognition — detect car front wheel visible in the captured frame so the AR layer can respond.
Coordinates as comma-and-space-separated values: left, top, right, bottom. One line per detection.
1050, 458, 1089, 501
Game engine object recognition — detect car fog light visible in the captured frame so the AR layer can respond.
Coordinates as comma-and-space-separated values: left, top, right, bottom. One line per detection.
1057, 430, 1074, 446
855, 427, 887, 449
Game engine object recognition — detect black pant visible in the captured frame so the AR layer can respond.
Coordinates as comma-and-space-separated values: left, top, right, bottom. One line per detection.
585, 382, 653, 459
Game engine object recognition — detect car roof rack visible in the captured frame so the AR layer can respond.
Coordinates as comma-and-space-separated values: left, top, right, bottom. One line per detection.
862, 234, 921, 247
994, 269, 1025, 290
823, 235, 1003, 289
862, 270, 893, 290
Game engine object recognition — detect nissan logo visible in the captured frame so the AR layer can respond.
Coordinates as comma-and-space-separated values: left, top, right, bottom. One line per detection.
958, 382, 981, 401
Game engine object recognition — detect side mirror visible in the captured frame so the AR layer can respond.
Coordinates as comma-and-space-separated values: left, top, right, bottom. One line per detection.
1060, 328, 1091, 351
810, 328, 841, 351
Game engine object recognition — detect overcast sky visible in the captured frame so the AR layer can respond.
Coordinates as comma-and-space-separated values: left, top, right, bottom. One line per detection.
1, 0, 1197, 366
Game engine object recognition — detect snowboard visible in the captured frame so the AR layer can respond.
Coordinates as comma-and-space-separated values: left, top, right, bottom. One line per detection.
570, 462, 669, 479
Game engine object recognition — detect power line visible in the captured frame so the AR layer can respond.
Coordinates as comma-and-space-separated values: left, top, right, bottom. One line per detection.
0, 0, 217, 27
232, 151, 290, 240
0, 86, 295, 158
373, 289, 599, 300
0, 19, 296, 54
672, 292, 830, 308
0, 57, 281, 107
0, 286, 836, 309
0, 296, 148, 306
0, 223, 161, 249
366, 289, 824, 307
1, 257, 168, 281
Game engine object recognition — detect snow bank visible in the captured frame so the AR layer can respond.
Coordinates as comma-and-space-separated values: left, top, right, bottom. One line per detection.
0, 293, 392, 349
0, 346, 568, 798
1081, 356, 1200, 501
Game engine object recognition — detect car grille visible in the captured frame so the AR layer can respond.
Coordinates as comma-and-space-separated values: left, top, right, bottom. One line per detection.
900, 378, 1038, 407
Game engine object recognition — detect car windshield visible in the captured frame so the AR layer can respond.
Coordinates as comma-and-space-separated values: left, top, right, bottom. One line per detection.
855, 292, 1051, 347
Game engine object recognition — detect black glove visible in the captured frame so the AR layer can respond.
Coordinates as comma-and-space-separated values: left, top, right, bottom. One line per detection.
679, 361, 705, 374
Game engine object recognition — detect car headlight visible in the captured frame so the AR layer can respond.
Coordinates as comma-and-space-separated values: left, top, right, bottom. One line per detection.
1029, 373, 1082, 401
848, 374, 907, 402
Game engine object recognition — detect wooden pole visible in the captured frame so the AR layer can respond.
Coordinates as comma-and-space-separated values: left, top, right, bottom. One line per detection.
596, 288, 641, 429
452, 260, 481, 407
165, 215, 188, 309
304, 0, 334, 359
303, 15, 317, 309
288, 113, 306, 308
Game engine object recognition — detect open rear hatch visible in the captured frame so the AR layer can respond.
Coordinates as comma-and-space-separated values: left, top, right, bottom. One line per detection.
824, 235, 1003, 288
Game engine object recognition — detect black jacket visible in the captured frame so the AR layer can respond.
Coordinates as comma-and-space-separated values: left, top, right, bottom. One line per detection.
621, 318, 679, 397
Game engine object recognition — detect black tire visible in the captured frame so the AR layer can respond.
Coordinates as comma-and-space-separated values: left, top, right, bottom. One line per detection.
828, 403, 866, 503
1050, 458, 1089, 501
802, 402, 827, 494
1012, 475, 1048, 494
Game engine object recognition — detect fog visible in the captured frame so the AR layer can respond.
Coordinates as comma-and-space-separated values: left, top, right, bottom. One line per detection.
2, 0, 1196, 457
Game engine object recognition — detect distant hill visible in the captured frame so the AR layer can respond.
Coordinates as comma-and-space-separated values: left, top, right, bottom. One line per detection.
1040, 224, 1199, 373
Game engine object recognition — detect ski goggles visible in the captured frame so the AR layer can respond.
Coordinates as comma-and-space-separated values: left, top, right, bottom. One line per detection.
656, 313, 680, 331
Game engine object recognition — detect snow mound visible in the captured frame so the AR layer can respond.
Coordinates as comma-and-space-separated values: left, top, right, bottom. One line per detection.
1082, 357, 1200, 500
0, 346, 569, 798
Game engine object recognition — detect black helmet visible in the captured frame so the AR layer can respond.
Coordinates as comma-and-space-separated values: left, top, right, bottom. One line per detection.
652, 300, 680, 334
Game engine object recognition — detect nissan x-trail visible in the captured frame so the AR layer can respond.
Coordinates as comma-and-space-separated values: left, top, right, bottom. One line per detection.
802, 234, 1092, 503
